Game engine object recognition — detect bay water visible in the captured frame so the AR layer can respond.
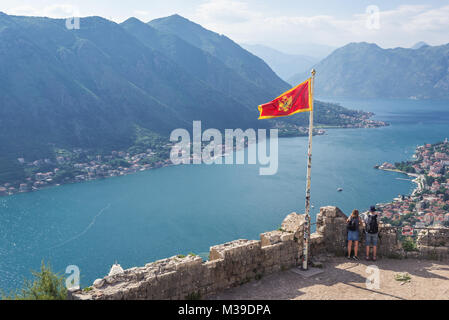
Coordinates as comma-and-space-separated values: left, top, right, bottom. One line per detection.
1, 98, 449, 292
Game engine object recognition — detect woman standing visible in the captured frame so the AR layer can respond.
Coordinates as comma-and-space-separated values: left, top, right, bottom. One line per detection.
346, 209, 360, 260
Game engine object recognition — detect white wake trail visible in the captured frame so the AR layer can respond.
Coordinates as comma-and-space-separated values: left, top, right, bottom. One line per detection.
48, 203, 112, 250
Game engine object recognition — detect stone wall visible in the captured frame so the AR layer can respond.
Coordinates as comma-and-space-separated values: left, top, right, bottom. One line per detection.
415, 227, 449, 260
311, 206, 449, 260
71, 228, 301, 300
70, 206, 449, 300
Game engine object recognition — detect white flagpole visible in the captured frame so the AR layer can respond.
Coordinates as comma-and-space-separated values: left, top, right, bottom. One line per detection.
302, 69, 316, 270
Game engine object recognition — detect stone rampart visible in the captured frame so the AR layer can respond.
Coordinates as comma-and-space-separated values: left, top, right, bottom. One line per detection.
70, 206, 448, 300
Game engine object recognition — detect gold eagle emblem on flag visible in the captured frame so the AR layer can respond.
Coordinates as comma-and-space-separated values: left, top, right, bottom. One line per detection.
278, 96, 293, 112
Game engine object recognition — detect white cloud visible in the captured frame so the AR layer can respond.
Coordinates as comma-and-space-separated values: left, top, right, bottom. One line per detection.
193, 2, 449, 51
134, 10, 151, 19
402, 5, 449, 32
5, 5, 40, 16
4, 2, 449, 51
6, 4, 80, 18
42, 4, 80, 18
196, 0, 257, 24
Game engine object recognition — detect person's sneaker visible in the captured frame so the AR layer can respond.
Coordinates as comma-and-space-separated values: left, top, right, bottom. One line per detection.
366, 256, 371, 261
347, 256, 351, 259
372, 256, 377, 261
352, 256, 359, 261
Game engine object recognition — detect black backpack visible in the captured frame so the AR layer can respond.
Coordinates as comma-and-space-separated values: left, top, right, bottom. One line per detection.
366, 215, 378, 234
348, 217, 358, 231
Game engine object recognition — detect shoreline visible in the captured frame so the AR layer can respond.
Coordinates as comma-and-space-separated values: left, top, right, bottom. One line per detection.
373, 140, 449, 229
376, 167, 424, 197
0, 119, 388, 199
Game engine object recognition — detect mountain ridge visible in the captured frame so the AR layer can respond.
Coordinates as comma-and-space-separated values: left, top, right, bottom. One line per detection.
241, 43, 318, 82
289, 41, 449, 99
148, 14, 289, 97
0, 13, 382, 185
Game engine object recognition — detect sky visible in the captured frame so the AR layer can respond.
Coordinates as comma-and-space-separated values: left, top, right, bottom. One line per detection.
1, 0, 449, 54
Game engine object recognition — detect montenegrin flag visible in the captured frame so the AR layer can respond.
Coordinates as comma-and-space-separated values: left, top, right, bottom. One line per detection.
258, 78, 312, 119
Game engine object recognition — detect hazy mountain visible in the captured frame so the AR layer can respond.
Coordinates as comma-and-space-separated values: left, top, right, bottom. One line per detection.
0, 13, 259, 180
411, 41, 429, 50
148, 15, 289, 99
121, 17, 276, 110
0, 13, 374, 184
146, 15, 371, 128
267, 42, 335, 59
241, 43, 319, 82
290, 42, 449, 99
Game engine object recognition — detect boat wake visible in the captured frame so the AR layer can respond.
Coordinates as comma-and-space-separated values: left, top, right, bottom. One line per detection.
48, 203, 112, 250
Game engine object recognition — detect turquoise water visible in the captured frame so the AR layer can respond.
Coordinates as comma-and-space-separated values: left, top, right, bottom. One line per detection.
1, 98, 449, 292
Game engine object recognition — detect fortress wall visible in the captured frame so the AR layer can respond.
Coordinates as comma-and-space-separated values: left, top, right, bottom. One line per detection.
415, 227, 449, 260
70, 206, 448, 300
71, 229, 302, 300
314, 206, 449, 260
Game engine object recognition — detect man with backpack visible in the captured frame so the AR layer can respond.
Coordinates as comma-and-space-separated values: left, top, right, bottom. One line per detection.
364, 206, 379, 261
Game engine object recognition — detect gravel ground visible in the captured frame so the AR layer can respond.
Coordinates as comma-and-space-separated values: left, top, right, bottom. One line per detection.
208, 257, 449, 300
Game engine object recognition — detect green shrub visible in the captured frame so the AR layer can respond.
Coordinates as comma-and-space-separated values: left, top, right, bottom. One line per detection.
402, 237, 417, 252
185, 291, 201, 300
2, 261, 67, 300
394, 273, 411, 282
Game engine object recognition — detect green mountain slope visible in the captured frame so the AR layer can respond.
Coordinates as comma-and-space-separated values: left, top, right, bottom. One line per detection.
121, 17, 273, 110
289, 42, 449, 99
0, 13, 380, 186
148, 14, 290, 98
0, 15, 257, 161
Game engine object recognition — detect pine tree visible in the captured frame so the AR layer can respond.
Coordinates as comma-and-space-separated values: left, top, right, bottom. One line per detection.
2, 261, 67, 300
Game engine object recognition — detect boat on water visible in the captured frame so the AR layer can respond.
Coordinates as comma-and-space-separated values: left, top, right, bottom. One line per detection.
337, 188, 343, 192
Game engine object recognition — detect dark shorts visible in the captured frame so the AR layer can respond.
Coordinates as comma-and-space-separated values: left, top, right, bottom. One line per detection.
366, 233, 378, 246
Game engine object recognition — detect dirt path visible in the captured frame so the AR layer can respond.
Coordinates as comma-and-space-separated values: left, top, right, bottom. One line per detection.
208, 257, 449, 300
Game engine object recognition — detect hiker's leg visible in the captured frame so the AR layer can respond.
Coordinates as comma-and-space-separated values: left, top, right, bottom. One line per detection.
347, 240, 352, 257
373, 245, 377, 258
366, 245, 370, 257
354, 241, 359, 257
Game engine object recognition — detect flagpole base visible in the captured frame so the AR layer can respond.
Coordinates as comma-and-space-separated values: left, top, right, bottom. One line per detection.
291, 267, 323, 278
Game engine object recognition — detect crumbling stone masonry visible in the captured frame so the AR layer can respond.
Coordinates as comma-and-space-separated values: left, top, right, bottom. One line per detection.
70, 206, 448, 300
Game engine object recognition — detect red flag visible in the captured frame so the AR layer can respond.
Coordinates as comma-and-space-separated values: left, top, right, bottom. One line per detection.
258, 78, 312, 119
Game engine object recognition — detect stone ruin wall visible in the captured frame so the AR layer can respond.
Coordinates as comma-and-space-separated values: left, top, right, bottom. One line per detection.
70, 206, 449, 300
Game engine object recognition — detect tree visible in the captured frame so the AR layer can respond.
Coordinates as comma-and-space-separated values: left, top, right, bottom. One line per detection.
437, 186, 446, 195
2, 261, 67, 300
425, 175, 435, 186
402, 237, 417, 252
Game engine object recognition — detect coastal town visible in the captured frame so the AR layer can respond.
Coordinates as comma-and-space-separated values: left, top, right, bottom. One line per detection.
0, 146, 173, 197
375, 138, 449, 234
0, 134, 257, 197
0, 116, 387, 197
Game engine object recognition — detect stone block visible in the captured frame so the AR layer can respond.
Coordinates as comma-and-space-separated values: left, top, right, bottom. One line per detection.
281, 212, 305, 234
